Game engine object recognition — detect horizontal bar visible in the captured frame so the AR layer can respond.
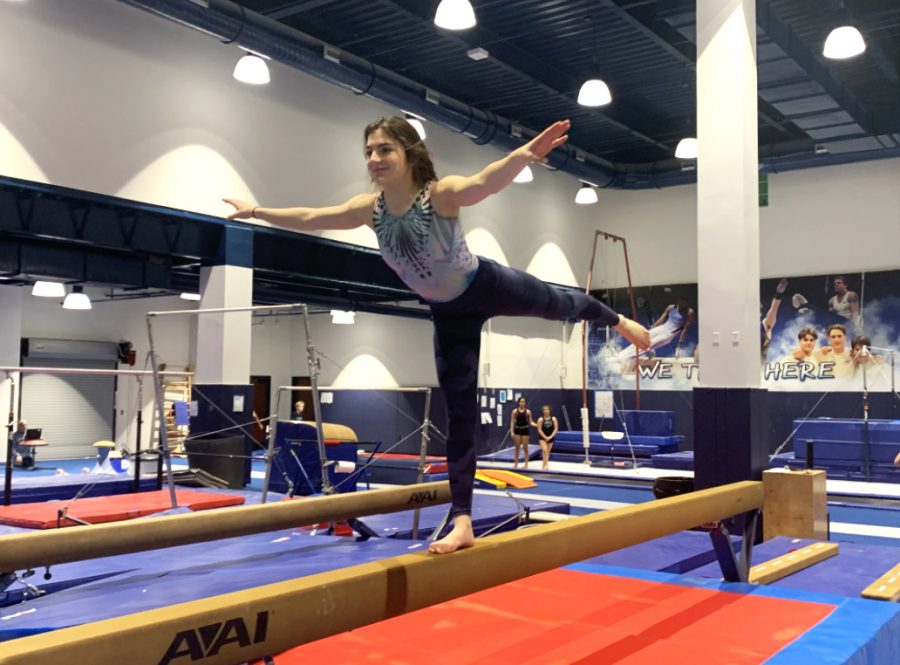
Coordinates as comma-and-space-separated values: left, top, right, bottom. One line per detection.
147, 303, 306, 317
280, 385, 432, 393
0, 482, 450, 571
0, 481, 763, 665
0, 366, 191, 377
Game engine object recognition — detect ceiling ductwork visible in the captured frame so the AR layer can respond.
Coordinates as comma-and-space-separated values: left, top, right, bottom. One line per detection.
119, 0, 702, 188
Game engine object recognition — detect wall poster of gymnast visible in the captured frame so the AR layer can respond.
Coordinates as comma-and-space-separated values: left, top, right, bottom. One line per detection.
588, 268, 900, 392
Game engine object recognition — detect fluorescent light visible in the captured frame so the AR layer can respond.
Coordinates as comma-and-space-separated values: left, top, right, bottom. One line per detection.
512, 165, 533, 184
32, 280, 66, 298
434, 0, 476, 30
404, 114, 426, 140
577, 78, 612, 106
575, 183, 598, 205
62, 285, 91, 310
233, 53, 270, 85
675, 137, 698, 159
823, 26, 866, 59
180, 292, 202, 301
330, 310, 355, 325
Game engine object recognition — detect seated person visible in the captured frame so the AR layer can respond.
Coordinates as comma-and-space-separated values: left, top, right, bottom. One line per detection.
10, 419, 36, 468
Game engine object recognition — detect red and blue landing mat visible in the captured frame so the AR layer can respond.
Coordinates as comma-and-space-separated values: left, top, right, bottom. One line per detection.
0, 489, 244, 529
258, 564, 900, 665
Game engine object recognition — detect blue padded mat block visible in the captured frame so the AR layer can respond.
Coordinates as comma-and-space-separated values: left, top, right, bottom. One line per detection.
650, 450, 695, 470
691, 536, 900, 598
577, 529, 736, 574
0, 533, 418, 639
793, 418, 900, 445
552, 440, 677, 455
614, 410, 675, 436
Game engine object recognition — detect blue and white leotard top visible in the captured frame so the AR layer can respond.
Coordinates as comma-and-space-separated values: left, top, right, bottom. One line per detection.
372, 183, 479, 303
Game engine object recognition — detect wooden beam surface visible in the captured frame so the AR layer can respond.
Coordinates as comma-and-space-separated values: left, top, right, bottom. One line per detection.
748, 542, 838, 585
861, 562, 900, 602
0, 481, 764, 665
0, 481, 450, 571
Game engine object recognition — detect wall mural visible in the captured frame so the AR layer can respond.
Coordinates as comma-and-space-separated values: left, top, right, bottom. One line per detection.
588, 269, 900, 392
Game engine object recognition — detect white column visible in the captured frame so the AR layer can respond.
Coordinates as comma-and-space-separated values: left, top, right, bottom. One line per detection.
0, 286, 24, 427
696, 0, 760, 387
195, 264, 253, 385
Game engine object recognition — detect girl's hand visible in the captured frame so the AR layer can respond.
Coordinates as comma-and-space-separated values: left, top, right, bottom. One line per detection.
515, 120, 570, 163
223, 198, 255, 220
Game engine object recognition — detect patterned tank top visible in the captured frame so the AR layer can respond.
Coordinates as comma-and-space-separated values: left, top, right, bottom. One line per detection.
372, 183, 479, 303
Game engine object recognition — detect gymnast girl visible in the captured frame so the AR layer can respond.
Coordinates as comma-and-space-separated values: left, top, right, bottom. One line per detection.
225, 117, 650, 553
509, 396, 533, 469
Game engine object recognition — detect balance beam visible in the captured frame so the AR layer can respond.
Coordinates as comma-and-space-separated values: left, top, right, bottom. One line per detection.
0, 482, 450, 572
748, 542, 839, 585
861, 562, 900, 602
0, 480, 763, 665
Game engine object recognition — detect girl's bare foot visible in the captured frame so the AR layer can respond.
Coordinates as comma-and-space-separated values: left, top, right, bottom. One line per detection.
429, 515, 475, 554
615, 316, 651, 349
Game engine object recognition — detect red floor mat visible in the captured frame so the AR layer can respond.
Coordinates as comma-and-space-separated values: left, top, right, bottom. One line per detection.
0, 489, 244, 529
259, 568, 834, 665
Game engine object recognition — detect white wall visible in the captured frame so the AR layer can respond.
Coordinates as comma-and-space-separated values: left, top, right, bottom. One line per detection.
1, 0, 898, 411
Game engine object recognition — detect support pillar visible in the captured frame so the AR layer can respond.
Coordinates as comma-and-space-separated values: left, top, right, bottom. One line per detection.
0, 286, 23, 505
189, 225, 254, 486
693, 0, 767, 490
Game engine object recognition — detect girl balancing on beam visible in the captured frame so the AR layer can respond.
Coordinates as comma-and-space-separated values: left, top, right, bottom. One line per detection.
224, 117, 650, 554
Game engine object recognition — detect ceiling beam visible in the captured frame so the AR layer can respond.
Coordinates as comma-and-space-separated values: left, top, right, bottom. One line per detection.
371, 0, 676, 157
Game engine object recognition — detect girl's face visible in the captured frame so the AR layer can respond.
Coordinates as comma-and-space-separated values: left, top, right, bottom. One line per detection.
517, 398, 526, 409
542, 407, 550, 417
365, 129, 411, 189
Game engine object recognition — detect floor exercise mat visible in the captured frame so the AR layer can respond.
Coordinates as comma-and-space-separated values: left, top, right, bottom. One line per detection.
256, 567, 836, 665
0, 488, 245, 529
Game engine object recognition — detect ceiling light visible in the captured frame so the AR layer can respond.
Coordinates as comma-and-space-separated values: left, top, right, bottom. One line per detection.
404, 113, 426, 140
180, 292, 202, 301
512, 165, 533, 184
575, 183, 598, 205
330, 310, 355, 325
434, 0, 476, 30
233, 52, 270, 85
32, 280, 65, 298
467, 47, 489, 61
675, 137, 698, 159
823, 26, 866, 60
63, 285, 91, 310
577, 78, 612, 107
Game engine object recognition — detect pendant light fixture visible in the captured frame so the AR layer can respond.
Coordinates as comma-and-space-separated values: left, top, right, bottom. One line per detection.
434, 0, 476, 31
62, 285, 92, 310
233, 52, 271, 85
575, 183, 598, 205
578, 16, 612, 107
823, 26, 866, 59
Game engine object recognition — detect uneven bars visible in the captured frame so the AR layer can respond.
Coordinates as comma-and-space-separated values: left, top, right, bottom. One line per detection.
0, 481, 763, 665
0, 481, 450, 572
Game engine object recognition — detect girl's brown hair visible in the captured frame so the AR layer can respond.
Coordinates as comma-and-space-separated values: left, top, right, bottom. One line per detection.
364, 116, 437, 188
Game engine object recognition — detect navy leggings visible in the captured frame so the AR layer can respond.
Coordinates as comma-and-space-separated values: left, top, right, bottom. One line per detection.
429, 258, 621, 517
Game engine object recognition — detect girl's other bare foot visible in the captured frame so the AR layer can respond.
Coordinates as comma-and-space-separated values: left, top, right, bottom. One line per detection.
429, 515, 475, 554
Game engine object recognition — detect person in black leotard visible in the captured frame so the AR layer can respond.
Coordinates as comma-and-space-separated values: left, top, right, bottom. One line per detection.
509, 396, 534, 468
537, 405, 558, 470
